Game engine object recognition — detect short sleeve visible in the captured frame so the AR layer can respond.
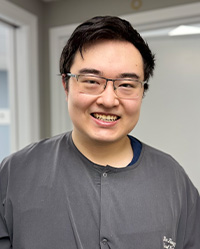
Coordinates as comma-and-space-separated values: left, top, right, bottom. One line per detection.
183, 191, 200, 248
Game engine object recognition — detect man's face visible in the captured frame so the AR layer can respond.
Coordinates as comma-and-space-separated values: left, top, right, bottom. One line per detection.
63, 40, 144, 145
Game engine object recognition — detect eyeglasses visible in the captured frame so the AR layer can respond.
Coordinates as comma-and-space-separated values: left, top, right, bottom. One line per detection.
66, 73, 146, 99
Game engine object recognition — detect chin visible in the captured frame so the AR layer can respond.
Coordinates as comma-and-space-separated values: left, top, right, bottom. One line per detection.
90, 133, 127, 144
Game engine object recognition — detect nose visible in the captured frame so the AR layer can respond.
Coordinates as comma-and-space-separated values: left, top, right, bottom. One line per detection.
96, 80, 119, 108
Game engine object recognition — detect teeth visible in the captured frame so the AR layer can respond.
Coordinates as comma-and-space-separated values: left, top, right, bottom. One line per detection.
93, 113, 118, 122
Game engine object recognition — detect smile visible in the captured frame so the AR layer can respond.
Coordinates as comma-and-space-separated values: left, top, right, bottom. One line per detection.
92, 113, 119, 122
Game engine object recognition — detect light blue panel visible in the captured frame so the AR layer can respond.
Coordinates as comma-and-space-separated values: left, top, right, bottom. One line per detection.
0, 125, 10, 162
0, 70, 9, 108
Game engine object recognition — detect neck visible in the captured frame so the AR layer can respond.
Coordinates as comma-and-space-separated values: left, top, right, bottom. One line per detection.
72, 131, 133, 168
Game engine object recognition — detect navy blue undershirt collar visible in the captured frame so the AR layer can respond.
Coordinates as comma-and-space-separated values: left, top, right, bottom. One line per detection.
127, 135, 142, 166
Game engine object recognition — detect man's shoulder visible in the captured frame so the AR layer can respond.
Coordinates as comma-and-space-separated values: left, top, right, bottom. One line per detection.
139, 141, 187, 181
142, 142, 180, 167
141, 142, 199, 194
0, 132, 71, 172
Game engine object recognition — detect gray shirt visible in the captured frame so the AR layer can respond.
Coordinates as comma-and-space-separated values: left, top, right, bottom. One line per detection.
0, 132, 199, 248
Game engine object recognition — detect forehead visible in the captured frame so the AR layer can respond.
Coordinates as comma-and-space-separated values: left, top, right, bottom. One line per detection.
70, 40, 144, 77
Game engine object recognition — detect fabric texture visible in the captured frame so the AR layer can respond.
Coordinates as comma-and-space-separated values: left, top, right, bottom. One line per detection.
0, 131, 199, 249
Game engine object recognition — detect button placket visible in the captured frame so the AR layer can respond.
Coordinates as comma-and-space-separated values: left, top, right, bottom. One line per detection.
101, 238, 110, 248
102, 172, 107, 177
102, 238, 108, 245
100, 170, 111, 248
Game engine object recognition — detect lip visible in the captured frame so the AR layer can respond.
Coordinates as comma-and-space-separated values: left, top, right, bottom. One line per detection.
91, 112, 120, 127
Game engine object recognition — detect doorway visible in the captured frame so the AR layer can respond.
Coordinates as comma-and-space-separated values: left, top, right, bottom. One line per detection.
0, 21, 16, 161
0, 0, 40, 163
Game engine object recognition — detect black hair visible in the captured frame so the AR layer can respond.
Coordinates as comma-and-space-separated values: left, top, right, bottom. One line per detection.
60, 16, 155, 92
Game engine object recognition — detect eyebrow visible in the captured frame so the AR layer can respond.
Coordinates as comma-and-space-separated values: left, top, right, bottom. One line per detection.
78, 68, 140, 79
118, 73, 140, 79
78, 68, 102, 75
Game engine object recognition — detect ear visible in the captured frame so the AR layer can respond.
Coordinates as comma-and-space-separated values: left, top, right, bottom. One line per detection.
62, 74, 69, 98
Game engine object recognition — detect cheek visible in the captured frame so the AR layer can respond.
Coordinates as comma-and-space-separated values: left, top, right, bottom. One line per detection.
125, 100, 142, 131
67, 92, 94, 115
67, 95, 80, 116
124, 99, 142, 116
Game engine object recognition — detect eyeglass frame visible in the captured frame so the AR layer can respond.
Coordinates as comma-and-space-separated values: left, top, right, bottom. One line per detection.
65, 73, 147, 99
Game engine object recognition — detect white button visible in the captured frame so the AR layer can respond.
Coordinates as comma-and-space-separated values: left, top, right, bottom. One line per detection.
102, 238, 108, 244
103, 172, 107, 177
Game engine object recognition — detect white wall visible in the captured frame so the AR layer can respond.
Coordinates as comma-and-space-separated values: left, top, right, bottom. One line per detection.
133, 34, 200, 190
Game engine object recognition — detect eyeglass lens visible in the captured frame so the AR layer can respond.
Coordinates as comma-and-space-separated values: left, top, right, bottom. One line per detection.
77, 75, 142, 99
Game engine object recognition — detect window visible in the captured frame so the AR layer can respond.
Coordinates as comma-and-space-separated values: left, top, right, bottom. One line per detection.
0, 21, 15, 161
0, 1, 40, 162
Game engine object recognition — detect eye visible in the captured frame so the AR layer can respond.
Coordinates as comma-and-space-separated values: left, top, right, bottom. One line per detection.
86, 79, 100, 85
119, 83, 134, 88
81, 76, 101, 85
118, 80, 138, 89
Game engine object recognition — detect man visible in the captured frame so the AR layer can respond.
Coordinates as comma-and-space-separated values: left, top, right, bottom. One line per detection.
0, 16, 199, 249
